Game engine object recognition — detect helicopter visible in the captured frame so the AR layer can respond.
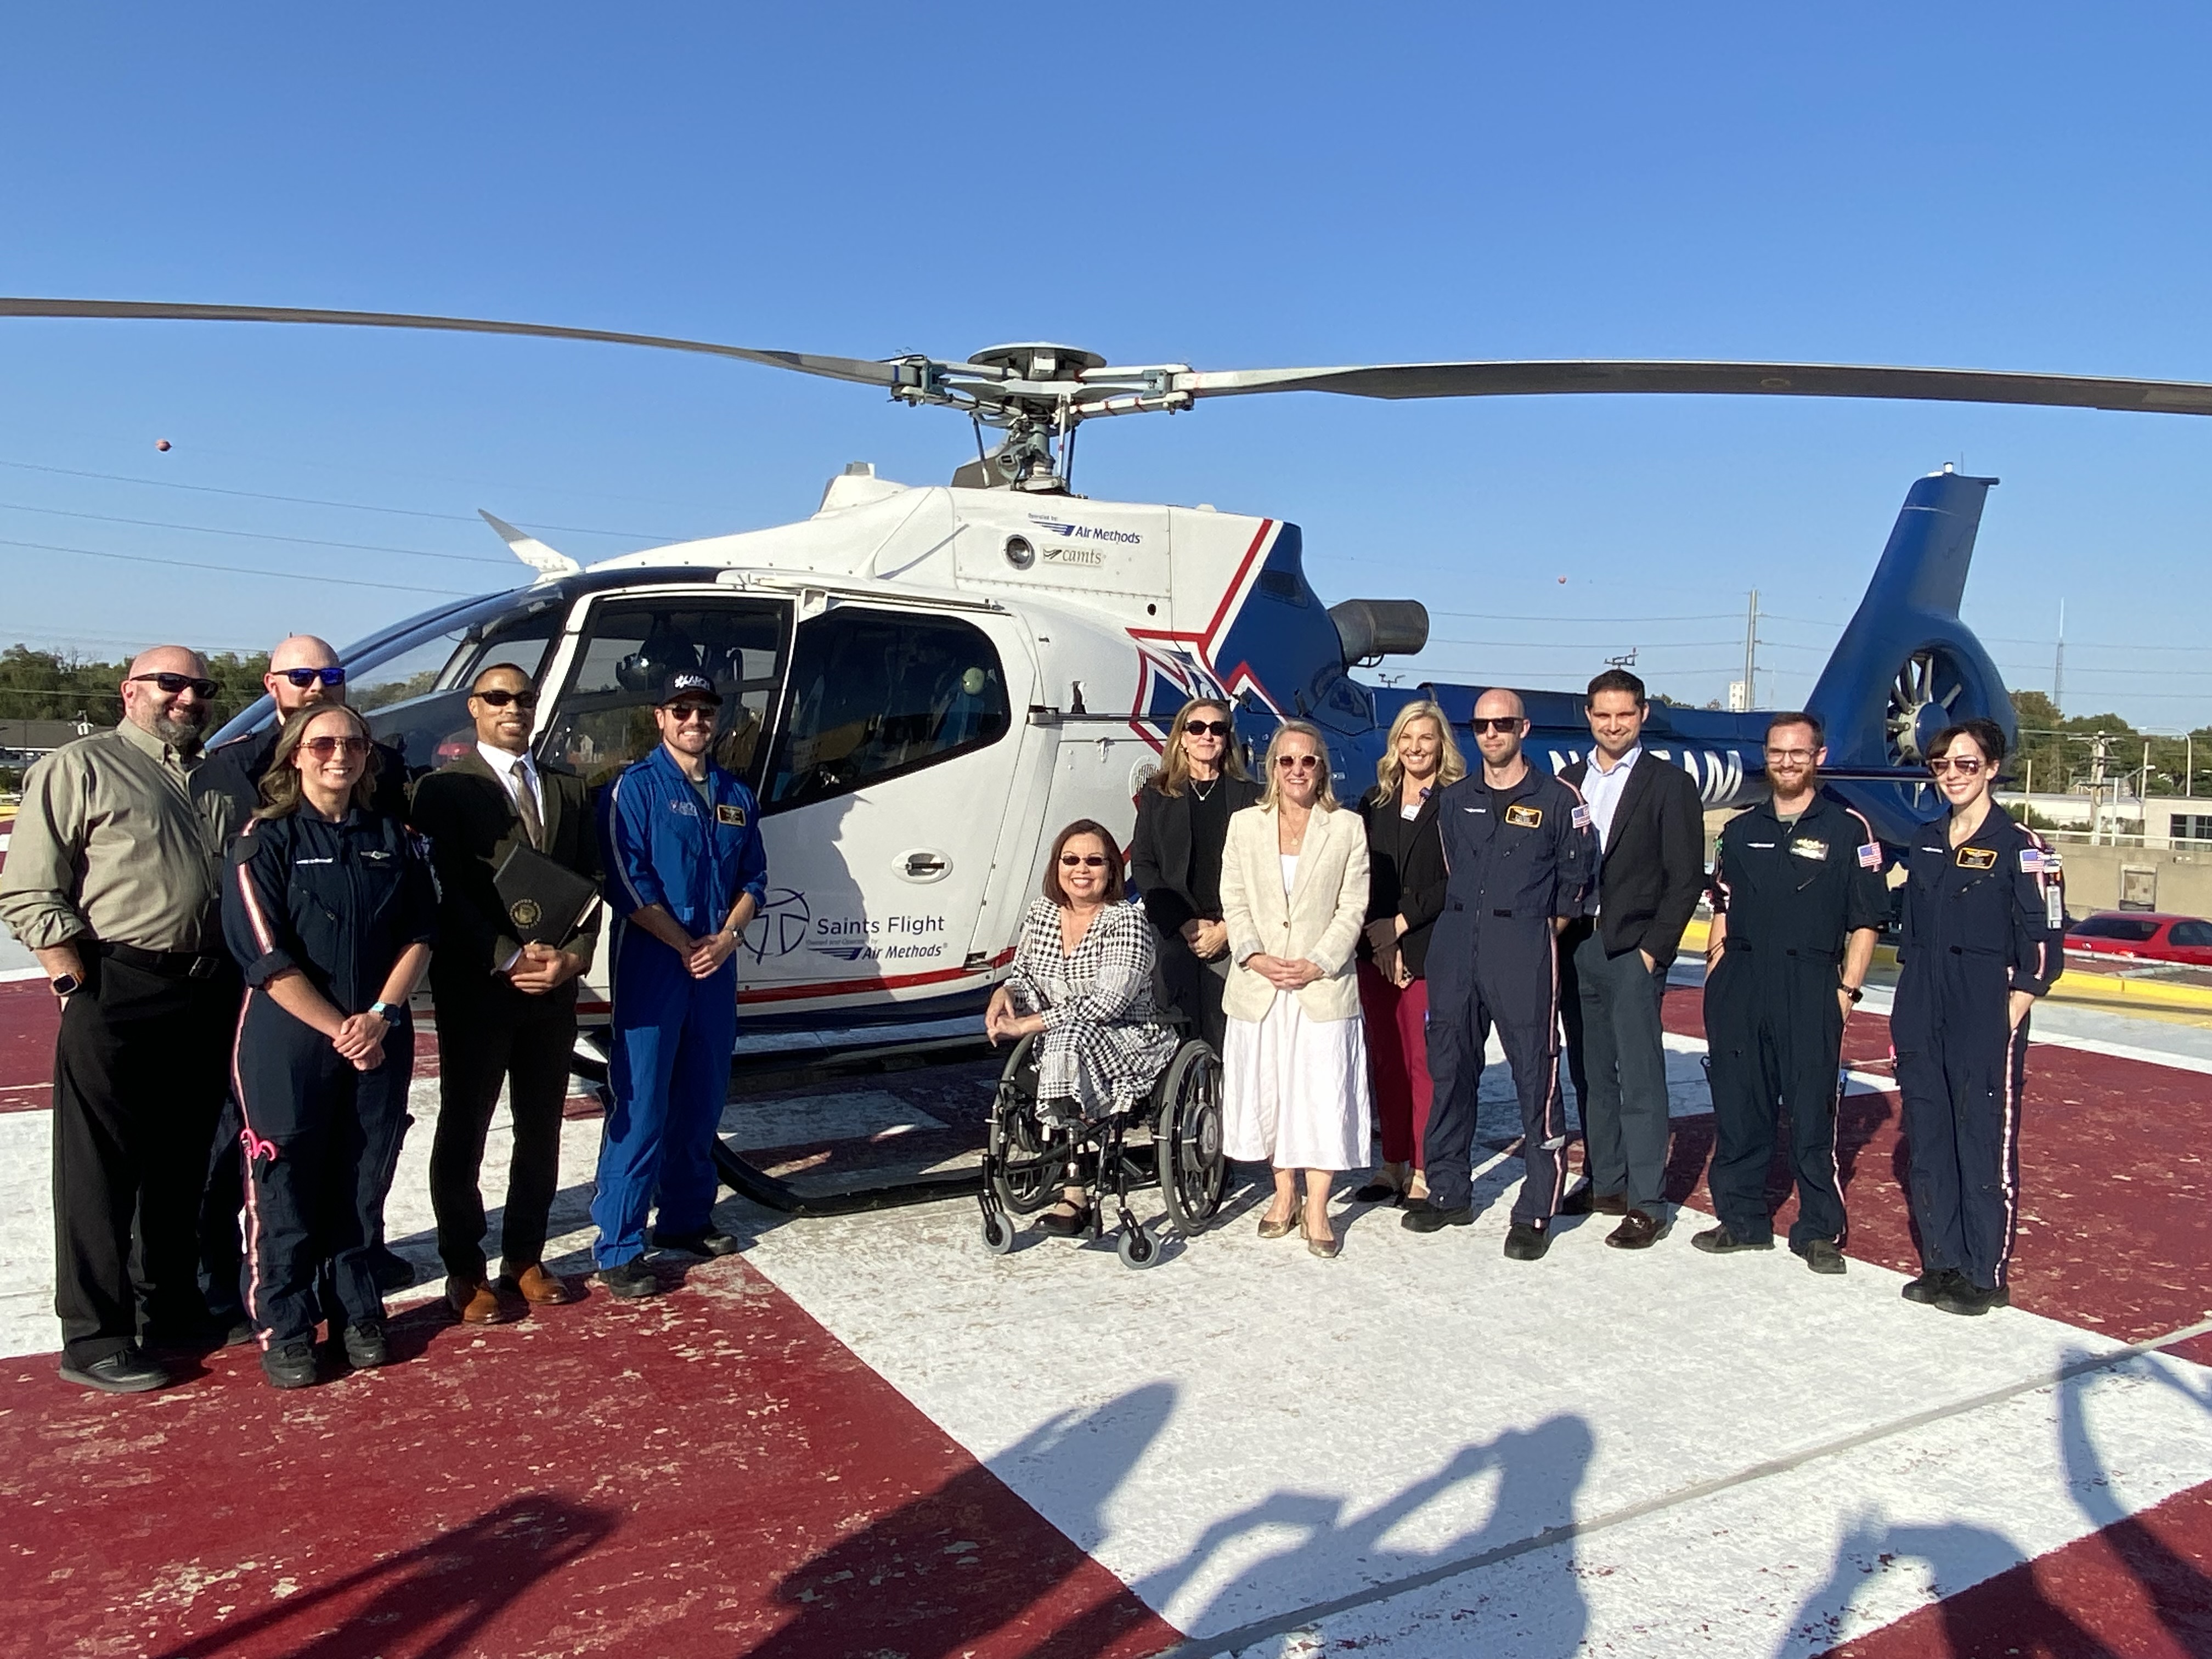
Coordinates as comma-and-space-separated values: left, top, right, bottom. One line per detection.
6, 297, 2210, 1062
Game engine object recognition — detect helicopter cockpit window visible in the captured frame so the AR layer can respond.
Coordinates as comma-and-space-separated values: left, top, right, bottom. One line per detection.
349, 605, 564, 775
762, 608, 1010, 812
538, 596, 791, 792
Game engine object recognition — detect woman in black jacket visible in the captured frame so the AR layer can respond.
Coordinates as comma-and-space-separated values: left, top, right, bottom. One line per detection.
1353, 700, 1462, 1203
1127, 697, 1261, 1051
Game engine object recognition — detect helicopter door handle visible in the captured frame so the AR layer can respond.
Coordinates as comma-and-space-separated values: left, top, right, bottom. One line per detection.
899, 849, 951, 883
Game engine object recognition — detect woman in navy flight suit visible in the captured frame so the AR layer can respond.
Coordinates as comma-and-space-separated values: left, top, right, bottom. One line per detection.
1893, 716, 2063, 1318
224, 703, 435, 1388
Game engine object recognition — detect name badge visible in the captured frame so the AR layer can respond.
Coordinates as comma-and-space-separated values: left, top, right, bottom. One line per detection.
716, 803, 747, 828
1955, 846, 1997, 871
1790, 838, 1827, 861
1504, 804, 1543, 828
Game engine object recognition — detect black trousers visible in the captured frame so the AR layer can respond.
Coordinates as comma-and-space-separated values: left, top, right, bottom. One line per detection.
199, 1094, 245, 1322
428, 978, 579, 1282
234, 989, 414, 1345
1896, 989, 2030, 1293
1703, 952, 1848, 1249
52, 949, 237, 1366
1424, 921, 1568, 1223
1155, 930, 1229, 1053
1560, 922, 1673, 1213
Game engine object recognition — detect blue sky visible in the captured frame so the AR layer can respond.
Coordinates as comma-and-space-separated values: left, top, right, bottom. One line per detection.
1, 5, 2207, 725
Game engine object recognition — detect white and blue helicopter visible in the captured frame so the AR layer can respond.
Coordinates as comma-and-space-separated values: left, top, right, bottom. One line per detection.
8, 300, 2211, 1072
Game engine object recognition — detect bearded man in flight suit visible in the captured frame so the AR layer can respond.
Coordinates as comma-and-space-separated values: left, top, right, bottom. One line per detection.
409, 663, 602, 1324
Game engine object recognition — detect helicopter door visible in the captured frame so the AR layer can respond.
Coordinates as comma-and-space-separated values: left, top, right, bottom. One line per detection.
753, 603, 1023, 1015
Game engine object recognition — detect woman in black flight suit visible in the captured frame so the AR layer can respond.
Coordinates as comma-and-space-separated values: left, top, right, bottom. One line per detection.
1893, 716, 2063, 1318
224, 703, 435, 1388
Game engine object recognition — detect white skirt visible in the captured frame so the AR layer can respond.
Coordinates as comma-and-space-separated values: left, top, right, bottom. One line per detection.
1221, 991, 1374, 1171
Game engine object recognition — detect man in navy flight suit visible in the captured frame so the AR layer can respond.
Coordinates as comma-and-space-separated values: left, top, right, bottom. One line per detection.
1695, 712, 1888, 1276
593, 670, 768, 1299
1404, 687, 1595, 1259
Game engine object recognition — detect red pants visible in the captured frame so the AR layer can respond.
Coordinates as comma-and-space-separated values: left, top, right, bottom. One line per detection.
1358, 961, 1433, 1167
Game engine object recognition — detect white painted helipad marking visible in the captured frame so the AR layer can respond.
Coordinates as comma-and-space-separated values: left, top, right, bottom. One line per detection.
737, 1160, 2212, 1656
718, 1088, 946, 1151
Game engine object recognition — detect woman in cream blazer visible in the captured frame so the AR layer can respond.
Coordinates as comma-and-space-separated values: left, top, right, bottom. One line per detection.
1218, 719, 1374, 1257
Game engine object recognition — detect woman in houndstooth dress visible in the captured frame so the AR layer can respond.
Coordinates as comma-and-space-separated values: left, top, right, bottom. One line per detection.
986, 820, 1177, 1233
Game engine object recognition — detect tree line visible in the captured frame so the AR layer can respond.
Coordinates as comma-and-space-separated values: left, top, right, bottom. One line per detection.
2009, 690, 2212, 799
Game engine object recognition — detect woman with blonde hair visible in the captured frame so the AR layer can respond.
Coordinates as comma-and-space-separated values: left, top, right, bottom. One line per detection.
1218, 719, 1373, 1257
1354, 700, 1464, 1204
1128, 697, 1261, 1051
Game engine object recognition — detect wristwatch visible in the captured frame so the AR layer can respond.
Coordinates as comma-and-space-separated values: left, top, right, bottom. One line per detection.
50, 973, 81, 998
368, 1000, 403, 1022
1841, 984, 1865, 1004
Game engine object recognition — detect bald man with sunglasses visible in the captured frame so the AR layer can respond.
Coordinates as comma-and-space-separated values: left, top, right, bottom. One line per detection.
196, 635, 407, 844
0, 647, 240, 1392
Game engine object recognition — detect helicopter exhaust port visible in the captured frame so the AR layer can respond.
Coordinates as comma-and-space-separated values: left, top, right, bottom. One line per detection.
1328, 599, 1430, 667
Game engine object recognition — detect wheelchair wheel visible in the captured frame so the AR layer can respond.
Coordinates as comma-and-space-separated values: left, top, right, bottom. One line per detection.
1117, 1220, 1159, 1269
981, 1210, 1015, 1255
989, 1034, 1057, 1216
1156, 1041, 1227, 1235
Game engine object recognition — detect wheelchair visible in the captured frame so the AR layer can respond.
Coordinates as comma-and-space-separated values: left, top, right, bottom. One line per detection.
977, 1029, 1227, 1268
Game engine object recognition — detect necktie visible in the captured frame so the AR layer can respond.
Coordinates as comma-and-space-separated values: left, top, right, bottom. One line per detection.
511, 759, 543, 849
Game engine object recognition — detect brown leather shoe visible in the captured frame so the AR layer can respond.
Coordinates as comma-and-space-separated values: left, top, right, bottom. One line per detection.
1605, 1208, 1666, 1250
447, 1276, 511, 1325
507, 1264, 578, 1306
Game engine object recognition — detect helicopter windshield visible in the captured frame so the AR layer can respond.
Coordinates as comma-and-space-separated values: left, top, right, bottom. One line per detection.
347, 594, 567, 772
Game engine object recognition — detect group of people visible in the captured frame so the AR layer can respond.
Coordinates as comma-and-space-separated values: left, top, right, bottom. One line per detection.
3, 637, 2064, 1396
1000, 672, 2063, 1319
1, 639, 765, 1394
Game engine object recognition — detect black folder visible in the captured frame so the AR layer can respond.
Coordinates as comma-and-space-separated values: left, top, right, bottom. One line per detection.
493, 843, 600, 946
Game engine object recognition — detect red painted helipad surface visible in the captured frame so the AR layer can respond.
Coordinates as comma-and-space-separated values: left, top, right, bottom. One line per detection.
0, 983, 2208, 1657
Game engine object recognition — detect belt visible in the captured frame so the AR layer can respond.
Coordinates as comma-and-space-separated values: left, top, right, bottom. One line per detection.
1725, 941, 1839, 963
98, 941, 230, 980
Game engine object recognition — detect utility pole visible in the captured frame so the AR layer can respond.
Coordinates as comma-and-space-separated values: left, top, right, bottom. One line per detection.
1742, 589, 1759, 710
2090, 731, 2109, 844
2052, 600, 2066, 715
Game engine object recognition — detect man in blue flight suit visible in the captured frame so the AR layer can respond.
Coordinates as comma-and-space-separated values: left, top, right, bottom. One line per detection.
593, 671, 767, 1299
1695, 712, 1889, 1276
1891, 716, 2063, 1317
1404, 688, 1595, 1259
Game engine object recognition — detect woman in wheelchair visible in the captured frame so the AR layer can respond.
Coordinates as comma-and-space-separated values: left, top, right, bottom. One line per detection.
985, 819, 1178, 1235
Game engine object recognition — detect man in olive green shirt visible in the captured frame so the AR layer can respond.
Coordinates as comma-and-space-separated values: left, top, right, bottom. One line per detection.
0, 646, 240, 1393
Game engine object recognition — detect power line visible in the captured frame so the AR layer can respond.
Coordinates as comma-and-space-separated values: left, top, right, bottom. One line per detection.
0, 537, 479, 597
1426, 608, 1739, 624
0, 499, 515, 567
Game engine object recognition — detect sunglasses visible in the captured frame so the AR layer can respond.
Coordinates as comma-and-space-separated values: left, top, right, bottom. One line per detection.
302, 736, 370, 759
1274, 754, 1321, 771
1184, 720, 1233, 738
1058, 853, 1110, 868
278, 667, 347, 689
473, 687, 538, 709
129, 672, 219, 698
1469, 716, 1524, 735
1928, 755, 1987, 776
664, 704, 717, 724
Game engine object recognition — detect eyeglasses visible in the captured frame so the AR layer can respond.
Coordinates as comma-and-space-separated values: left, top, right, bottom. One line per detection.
1469, 717, 1524, 735
1764, 748, 1817, 764
473, 687, 538, 709
129, 672, 219, 698
1059, 853, 1110, 867
1274, 754, 1321, 771
1184, 720, 1233, 738
664, 704, 716, 724
278, 667, 347, 689
1928, 755, 1987, 776
302, 736, 370, 759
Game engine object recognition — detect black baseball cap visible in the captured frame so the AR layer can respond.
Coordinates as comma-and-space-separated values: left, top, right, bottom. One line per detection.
656, 671, 722, 708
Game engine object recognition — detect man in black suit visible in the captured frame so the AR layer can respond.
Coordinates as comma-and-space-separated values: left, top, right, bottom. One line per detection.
1557, 669, 1705, 1249
409, 662, 602, 1324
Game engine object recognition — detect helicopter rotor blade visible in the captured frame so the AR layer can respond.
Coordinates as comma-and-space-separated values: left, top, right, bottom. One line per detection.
1175, 359, 2212, 417
0, 296, 912, 390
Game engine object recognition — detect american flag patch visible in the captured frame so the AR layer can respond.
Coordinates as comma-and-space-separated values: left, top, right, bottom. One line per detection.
1857, 843, 1882, 870
1571, 804, 1591, 830
2019, 848, 2044, 873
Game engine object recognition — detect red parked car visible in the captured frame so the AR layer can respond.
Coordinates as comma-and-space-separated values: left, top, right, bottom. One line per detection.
2065, 912, 2212, 967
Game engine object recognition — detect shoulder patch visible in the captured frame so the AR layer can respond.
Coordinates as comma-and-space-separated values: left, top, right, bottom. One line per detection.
1858, 843, 1883, 870
1504, 803, 1543, 829
1570, 804, 1591, 830
2018, 848, 2043, 873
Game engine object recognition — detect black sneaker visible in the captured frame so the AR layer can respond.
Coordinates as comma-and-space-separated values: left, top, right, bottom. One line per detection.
595, 1259, 663, 1300
1502, 1221, 1551, 1260
1901, 1267, 1961, 1305
1692, 1225, 1775, 1255
1935, 1278, 2011, 1317
341, 1322, 391, 1369
1400, 1200, 1474, 1233
649, 1227, 742, 1257
1796, 1239, 1848, 1276
261, 1339, 318, 1390
58, 1346, 172, 1395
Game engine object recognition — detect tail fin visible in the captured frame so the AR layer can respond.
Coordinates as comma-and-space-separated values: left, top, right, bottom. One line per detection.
1808, 467, 2011, 833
